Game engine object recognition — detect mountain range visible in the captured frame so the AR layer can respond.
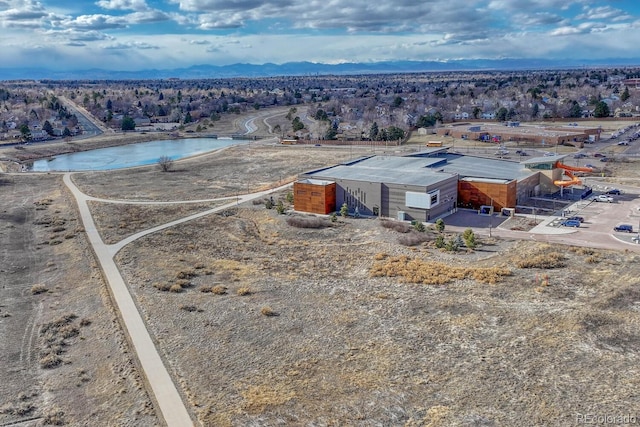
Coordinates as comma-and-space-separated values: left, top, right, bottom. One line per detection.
2, 58, 640, 80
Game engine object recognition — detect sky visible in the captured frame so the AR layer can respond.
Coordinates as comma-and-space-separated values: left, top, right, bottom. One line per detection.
1, 0, 640, 71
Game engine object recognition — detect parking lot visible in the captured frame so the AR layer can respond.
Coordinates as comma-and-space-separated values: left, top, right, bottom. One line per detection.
546, 186, 640, 247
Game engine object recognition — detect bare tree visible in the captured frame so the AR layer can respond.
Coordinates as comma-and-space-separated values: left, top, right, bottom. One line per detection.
158, 155, 174, 172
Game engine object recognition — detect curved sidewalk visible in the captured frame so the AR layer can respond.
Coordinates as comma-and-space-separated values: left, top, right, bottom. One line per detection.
64, 173, 293, 426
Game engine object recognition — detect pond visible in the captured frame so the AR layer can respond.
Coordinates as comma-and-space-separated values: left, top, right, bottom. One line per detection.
29, 138, 248, 171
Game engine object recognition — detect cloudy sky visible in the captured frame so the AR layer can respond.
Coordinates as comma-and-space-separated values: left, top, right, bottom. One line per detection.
1, 0, 640, 71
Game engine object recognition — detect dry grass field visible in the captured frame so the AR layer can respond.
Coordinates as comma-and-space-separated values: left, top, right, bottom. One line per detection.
112, 202, 640, 426
2, 122, 640, 426
0, 174, 156, 426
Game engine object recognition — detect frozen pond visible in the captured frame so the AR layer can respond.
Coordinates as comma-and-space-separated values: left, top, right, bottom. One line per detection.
30, 137, 247, 171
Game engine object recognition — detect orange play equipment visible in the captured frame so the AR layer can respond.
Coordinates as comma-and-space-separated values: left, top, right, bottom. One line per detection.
553, 161, 593, 187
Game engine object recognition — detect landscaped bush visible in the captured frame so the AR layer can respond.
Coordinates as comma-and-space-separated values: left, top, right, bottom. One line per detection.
380, 219, 411, 233
286, 216, 329, 229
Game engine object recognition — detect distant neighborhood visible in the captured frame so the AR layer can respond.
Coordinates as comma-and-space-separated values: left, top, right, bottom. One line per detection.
2, 68, 640, 143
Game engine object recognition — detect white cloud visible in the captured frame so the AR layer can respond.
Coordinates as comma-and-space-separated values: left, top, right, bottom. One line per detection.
58, 14, 128, 30
96, 0, 148, 11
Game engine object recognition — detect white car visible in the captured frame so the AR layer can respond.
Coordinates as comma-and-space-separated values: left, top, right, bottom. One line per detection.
594, 195, 613, 203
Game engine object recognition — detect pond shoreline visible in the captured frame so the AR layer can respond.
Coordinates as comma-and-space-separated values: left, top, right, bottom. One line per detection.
0, 132, 228, 172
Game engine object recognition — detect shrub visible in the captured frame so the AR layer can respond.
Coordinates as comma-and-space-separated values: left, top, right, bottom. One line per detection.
412, 220, 426, 232
462, 228, 477, 249
31, 284, 48, 295
265, 199, 274, 209
516, 252, 566, 269
153, 282, 171, 291
169, 284, 183, 293
237, 287, 252, 296
40, 354, 62, 369
286, 216, 328, 229
286, 191, 294, 203
445, 237, 460, 252
180, 305, 199, 312
329, 212, 337, 223
176, 270, 197, 280
435, 235, 445, 248
370, 255, 511, 285
158, 155, 174, 172
211, 285, 227, 295
79, 318, 92, 327
43, 408, 66, 426
261, 306, 278, 317
276, 200, 286, 214
435, 218, 445, 233
398, 232, 431, 246
340, 202, 349, 218
380, 219, 411, 233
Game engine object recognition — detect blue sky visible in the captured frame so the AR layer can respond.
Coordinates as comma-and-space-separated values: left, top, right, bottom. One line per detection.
1, 0, 640, 71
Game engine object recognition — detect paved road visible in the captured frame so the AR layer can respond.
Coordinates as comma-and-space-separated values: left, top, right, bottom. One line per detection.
58, 96, 108, 139
63, 173, 293, 426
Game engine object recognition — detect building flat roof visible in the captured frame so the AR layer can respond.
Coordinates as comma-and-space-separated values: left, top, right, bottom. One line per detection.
431, 154, 535, 181
306, 155, 457, 187
521, 154, 566, 164
303, 152, 545, 186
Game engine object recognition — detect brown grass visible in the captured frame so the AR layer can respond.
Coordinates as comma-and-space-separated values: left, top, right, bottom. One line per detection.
260, 306, 278, 316
516, 251, 566, 269
236, 287, 252, 296
370, 255, 511, 285
31, 284, 48, 295
380, 219, 411, 233
286, 216, 330, 229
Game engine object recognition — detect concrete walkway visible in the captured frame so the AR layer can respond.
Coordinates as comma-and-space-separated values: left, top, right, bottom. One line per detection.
64, 173, 293, 426
64, 174, 194, 426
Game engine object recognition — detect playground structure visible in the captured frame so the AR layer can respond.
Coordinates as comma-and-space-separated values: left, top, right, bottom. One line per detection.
553, 161, 593, 188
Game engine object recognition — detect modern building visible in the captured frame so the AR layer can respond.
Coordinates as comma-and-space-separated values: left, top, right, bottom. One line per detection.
295, 148, 587, 221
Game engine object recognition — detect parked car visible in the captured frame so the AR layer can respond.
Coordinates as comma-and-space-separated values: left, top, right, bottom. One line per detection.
618, 141, 629, 146
594, 195, 614, 203
593, 153, 604, 157
561, 219, 581, 227
573, 153, 587, 158
567, 216, 584, 223
605, 188, 621, 195
585, 163, 596, 169
614, 224, 633, 233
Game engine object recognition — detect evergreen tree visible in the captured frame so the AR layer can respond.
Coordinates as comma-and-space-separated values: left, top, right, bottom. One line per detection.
121, 115, 136, 131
